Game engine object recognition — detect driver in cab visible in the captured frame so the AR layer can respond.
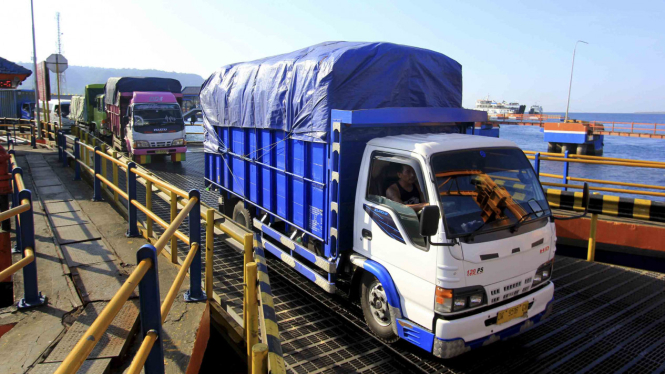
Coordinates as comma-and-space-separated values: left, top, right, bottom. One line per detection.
385, 164, 428, 211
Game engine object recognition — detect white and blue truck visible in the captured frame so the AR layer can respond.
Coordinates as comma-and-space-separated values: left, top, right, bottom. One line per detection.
201, 42, 561, 358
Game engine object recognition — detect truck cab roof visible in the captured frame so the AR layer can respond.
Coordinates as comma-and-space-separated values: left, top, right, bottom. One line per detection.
367, 133, 519, 156
131, 91, 178, 104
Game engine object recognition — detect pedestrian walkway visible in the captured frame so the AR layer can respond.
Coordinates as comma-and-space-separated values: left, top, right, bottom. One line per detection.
0, 145, 208, 373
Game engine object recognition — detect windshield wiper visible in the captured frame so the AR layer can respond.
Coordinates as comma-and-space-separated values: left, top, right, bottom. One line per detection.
509, 209, 549, 233
464, 221, 489, 242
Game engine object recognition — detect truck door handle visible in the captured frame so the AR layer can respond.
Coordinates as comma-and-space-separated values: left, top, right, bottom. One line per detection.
362, 229, 372, 240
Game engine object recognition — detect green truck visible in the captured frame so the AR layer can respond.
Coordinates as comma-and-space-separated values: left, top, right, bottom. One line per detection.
68, 84, 108, 136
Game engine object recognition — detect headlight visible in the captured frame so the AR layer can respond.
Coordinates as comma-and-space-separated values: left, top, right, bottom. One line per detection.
133, 140, 150, 148
435, 286, 486, 314
532, 259, 554, 288
172, 138, 186, 146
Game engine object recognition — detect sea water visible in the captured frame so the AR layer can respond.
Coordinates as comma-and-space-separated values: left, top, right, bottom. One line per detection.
502, 112, 665, 201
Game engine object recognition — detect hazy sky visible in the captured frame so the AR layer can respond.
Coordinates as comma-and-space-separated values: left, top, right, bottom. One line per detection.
3, 0, 664, 112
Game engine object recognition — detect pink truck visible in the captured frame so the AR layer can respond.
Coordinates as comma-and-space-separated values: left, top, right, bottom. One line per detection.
104, 77, 187, 163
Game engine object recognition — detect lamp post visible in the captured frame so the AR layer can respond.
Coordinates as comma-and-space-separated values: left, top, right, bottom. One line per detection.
564, 40, 588, 123
30, 0, 42, 139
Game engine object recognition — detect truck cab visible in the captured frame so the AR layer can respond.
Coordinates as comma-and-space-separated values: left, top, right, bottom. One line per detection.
47, 99, 74, 132
352, 133, 554, 357
123, 92, 187, 163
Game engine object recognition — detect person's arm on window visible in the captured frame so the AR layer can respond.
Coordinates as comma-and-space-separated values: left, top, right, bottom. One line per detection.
386, 184, 403, 204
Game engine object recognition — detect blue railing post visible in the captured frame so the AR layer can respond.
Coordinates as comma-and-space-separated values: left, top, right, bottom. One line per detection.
126, 162, 140, 237
31, 123, 36, 149
534, 152, 541, 179
185, 189, 205, 302
136, 244, 165, 374
563, 150, 570, 191
11, 167, 22, 254
93, 146, 102, 201
16, 189, 46, 309
57, 131, 63, 163
73, 137, 81, 181
61, 134, 69, 168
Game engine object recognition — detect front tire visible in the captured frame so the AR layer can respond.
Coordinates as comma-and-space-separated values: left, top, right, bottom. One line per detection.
232, 201, 252, 230
360, 272, 398, 343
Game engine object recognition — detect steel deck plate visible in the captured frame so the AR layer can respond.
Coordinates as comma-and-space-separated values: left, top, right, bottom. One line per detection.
44, 200, 81, 214
49, 210, 90, 227
45, 300, 139, 362
33, 178, 63, 188
30, 358, 111, 374
72, 261, 135, 302
60, 240, 116, 267
53, 223, 102, 245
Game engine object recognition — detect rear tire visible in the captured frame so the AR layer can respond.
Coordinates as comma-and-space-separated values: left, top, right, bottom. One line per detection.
360, 272, 399, 343
232, 201, 252, 230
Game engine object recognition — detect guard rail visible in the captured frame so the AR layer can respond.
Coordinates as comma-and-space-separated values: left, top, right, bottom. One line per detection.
56, 126, 285, 373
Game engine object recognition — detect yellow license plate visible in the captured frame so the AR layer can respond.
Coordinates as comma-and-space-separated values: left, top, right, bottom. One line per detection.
497, 301, 529, 325
155, 150, 169, 154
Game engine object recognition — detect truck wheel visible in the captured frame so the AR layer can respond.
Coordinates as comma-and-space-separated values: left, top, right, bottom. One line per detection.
232, 201, 252, 229
360, 272, 398, 343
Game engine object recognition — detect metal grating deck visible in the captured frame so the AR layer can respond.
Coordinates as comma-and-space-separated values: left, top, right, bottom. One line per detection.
89, 144, 665, 373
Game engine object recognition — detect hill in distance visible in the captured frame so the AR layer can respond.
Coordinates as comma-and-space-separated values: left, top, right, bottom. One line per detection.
16, 62, 205, 94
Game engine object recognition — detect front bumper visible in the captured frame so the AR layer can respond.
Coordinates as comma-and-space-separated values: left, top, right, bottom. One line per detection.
433, 281, 554, 359
132, 146, 187, 155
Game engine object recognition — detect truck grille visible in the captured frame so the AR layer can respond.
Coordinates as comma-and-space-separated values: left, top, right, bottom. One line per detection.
150, 141, 172, 148
487, 274, 537, 306
504, 281, 522, 292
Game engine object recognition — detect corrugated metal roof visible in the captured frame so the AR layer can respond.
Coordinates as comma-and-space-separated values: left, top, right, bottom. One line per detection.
181, 86, 200, 95
0, 57, 32, 76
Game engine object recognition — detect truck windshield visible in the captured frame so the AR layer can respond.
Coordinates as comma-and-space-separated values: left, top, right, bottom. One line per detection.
430, 147, 549, 237
133, 104, 184, 127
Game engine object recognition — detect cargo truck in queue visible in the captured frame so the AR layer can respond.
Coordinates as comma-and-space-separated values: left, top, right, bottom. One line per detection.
0, 89, 35, 120
201, 42, 589, 358
68, 84, 106, 135
104, 77, 187, 164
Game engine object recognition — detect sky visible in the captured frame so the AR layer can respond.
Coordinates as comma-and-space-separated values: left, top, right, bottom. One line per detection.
3, 0, 664, 113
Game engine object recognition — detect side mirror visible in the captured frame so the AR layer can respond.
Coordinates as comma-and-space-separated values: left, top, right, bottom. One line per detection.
419, 205, 440, 237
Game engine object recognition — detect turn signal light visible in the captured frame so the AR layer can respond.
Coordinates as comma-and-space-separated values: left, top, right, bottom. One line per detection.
435, 287, 453, 305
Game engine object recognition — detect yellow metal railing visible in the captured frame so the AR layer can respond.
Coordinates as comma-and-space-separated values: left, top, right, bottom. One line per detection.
2, 147, 46, 308
54, 180, 200, 374
56, 125, 285, 374
525, 150, 665, 200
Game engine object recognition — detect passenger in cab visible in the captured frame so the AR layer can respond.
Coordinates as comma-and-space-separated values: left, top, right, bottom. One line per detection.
385, 164, 428, 211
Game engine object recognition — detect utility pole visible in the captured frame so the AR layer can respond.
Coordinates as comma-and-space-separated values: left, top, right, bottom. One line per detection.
30, 0, 42, 139
55, 12, 63, 128
564, 40, 588, 123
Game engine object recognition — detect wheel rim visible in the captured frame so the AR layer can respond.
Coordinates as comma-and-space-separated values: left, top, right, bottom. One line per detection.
236, 212, 246, 227
368, 282, 391, 327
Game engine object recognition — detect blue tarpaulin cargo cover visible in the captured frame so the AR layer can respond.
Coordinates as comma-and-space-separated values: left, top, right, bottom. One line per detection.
104, 77, 182, 106
201, 41, 463, 150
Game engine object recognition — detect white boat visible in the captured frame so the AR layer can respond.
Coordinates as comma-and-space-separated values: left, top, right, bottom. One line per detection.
528, 104, 543, 115
475, 96, 523, 115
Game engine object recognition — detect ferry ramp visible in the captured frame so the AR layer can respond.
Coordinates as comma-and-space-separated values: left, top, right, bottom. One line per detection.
54, 132, 665, 374
141, 145, 665, 374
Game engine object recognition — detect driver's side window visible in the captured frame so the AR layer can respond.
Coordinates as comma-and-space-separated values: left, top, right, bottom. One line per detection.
365, 153, 427, 248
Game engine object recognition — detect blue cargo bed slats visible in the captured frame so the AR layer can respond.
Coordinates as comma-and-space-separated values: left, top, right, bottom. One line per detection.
200, 41, 463, 150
